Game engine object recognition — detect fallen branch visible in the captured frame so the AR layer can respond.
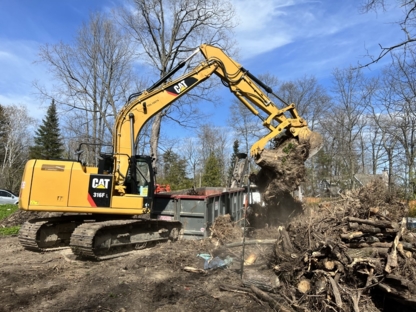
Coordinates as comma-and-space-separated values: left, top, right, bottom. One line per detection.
219, 284, 250, 294
328, 276, 343, 310
183, 266, 206, 274
225, 239, 277, 248
385, 218, 406, 273
347, 217, 398, 230
250, 285, 295, 312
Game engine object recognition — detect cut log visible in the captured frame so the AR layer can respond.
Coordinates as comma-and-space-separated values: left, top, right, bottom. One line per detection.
340, 231, 364, 240
242, 269, 281, 292
347, 217, 398, 230
225, 239, 276, 248
324, 259, 335, 271
349, 222, 381, 233
385, 274, 416, 294
244, 253, 258, 265
297, 279, 311, 294
328, 276, 343, 310
183, 266, 206, 274
347, 247, 389, 258
385, 218, 406, 273
369, 207, 380, 214
314, 258, 336, 271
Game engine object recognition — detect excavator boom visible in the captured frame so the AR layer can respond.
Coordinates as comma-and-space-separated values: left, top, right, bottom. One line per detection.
112, 44, 322, 193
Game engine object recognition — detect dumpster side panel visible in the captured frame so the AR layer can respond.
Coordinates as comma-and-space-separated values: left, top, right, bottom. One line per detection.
178, 199, 207, 239
152, 187, 245, 239
151, 195, 176, 221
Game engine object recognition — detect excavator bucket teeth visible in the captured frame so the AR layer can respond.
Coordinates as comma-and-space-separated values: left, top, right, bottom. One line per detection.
298, 128, 323, 159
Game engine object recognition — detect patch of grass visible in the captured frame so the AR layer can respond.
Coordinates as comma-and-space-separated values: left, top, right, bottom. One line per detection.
0, 204, 18, 220
0, 225, 20, 235
0, 204, 20, 236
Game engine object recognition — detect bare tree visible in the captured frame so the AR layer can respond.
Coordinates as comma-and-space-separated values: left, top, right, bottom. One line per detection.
181, 137, 201, 187
118, 0, 236, 167
372, 52, 416, 196
278, 75, 331, 132
36, 12, 141, 164
197, 124, 230, 185
360, 0, 416, 65
320, 67, 371, 189
0, 105, 36, 192
227, 100, 265, 154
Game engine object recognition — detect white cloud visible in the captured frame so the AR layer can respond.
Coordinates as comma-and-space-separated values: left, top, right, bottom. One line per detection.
233, 0, 403, 62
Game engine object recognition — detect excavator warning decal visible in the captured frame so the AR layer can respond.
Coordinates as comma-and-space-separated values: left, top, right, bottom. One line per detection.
88, 175, 112, 207
166, 77, 198, 96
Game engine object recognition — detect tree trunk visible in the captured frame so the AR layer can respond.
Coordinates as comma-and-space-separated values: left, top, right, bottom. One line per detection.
150, 111, 163, 169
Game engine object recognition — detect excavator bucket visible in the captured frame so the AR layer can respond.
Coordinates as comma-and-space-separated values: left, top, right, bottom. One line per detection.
298, 127, 323, 159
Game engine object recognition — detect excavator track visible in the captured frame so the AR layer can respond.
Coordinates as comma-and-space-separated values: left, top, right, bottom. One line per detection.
18, 216, 87, 252
70, 219, 182, 261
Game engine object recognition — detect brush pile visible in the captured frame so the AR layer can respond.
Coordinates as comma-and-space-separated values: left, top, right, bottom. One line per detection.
237, 179, 416, 311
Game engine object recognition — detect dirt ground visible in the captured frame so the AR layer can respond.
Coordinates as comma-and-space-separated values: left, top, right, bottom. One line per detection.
2, 178, 415, 312
3, 138, 409, 312
0, 232, 276, 312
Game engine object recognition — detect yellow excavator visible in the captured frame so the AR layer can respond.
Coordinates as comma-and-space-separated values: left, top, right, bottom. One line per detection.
18, 44, 322, 260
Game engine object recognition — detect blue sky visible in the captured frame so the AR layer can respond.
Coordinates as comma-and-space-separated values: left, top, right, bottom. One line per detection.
0, 0, 404, 125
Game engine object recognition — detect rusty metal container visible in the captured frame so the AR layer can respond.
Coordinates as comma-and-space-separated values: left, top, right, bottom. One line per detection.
151, 187, 245, 239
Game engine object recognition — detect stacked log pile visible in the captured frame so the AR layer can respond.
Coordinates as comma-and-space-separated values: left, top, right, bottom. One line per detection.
263, 180, 416, 311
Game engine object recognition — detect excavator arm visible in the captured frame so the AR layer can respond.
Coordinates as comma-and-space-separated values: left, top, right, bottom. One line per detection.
199, 44, 322, 156
112, 44, 322, 194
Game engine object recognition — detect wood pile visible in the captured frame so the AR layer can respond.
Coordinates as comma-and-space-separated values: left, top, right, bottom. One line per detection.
248, 180, 416, 311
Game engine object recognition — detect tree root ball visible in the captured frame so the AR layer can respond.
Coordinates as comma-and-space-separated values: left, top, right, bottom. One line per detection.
248, 137, 308, 225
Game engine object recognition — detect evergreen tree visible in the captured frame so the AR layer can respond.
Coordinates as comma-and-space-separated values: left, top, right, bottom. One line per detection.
227, 140, 239, 185
159, 149, 193, 190
202, 153, 222, 187
29, 100, 64, 159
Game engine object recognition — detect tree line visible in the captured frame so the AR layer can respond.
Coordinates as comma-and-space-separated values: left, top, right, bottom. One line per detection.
2, 0, 416, 198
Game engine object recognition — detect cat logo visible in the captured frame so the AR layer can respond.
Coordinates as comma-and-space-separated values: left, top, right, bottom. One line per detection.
173, 80, 188, 94
92, 178, 111, 189
166, 77, 198, 97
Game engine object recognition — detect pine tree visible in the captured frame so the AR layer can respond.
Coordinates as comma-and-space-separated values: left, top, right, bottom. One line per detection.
159, 149, 193, 190
202, 153, 222, 187
227, 140, 239, 185
29, 100, 64, 159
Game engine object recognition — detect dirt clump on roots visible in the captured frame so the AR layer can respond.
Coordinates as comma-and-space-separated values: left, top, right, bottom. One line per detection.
249, 136, 308, 225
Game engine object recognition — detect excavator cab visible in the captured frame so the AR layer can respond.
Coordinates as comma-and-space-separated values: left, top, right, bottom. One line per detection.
98, 153, 113, 174
124, 155, 154, 199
